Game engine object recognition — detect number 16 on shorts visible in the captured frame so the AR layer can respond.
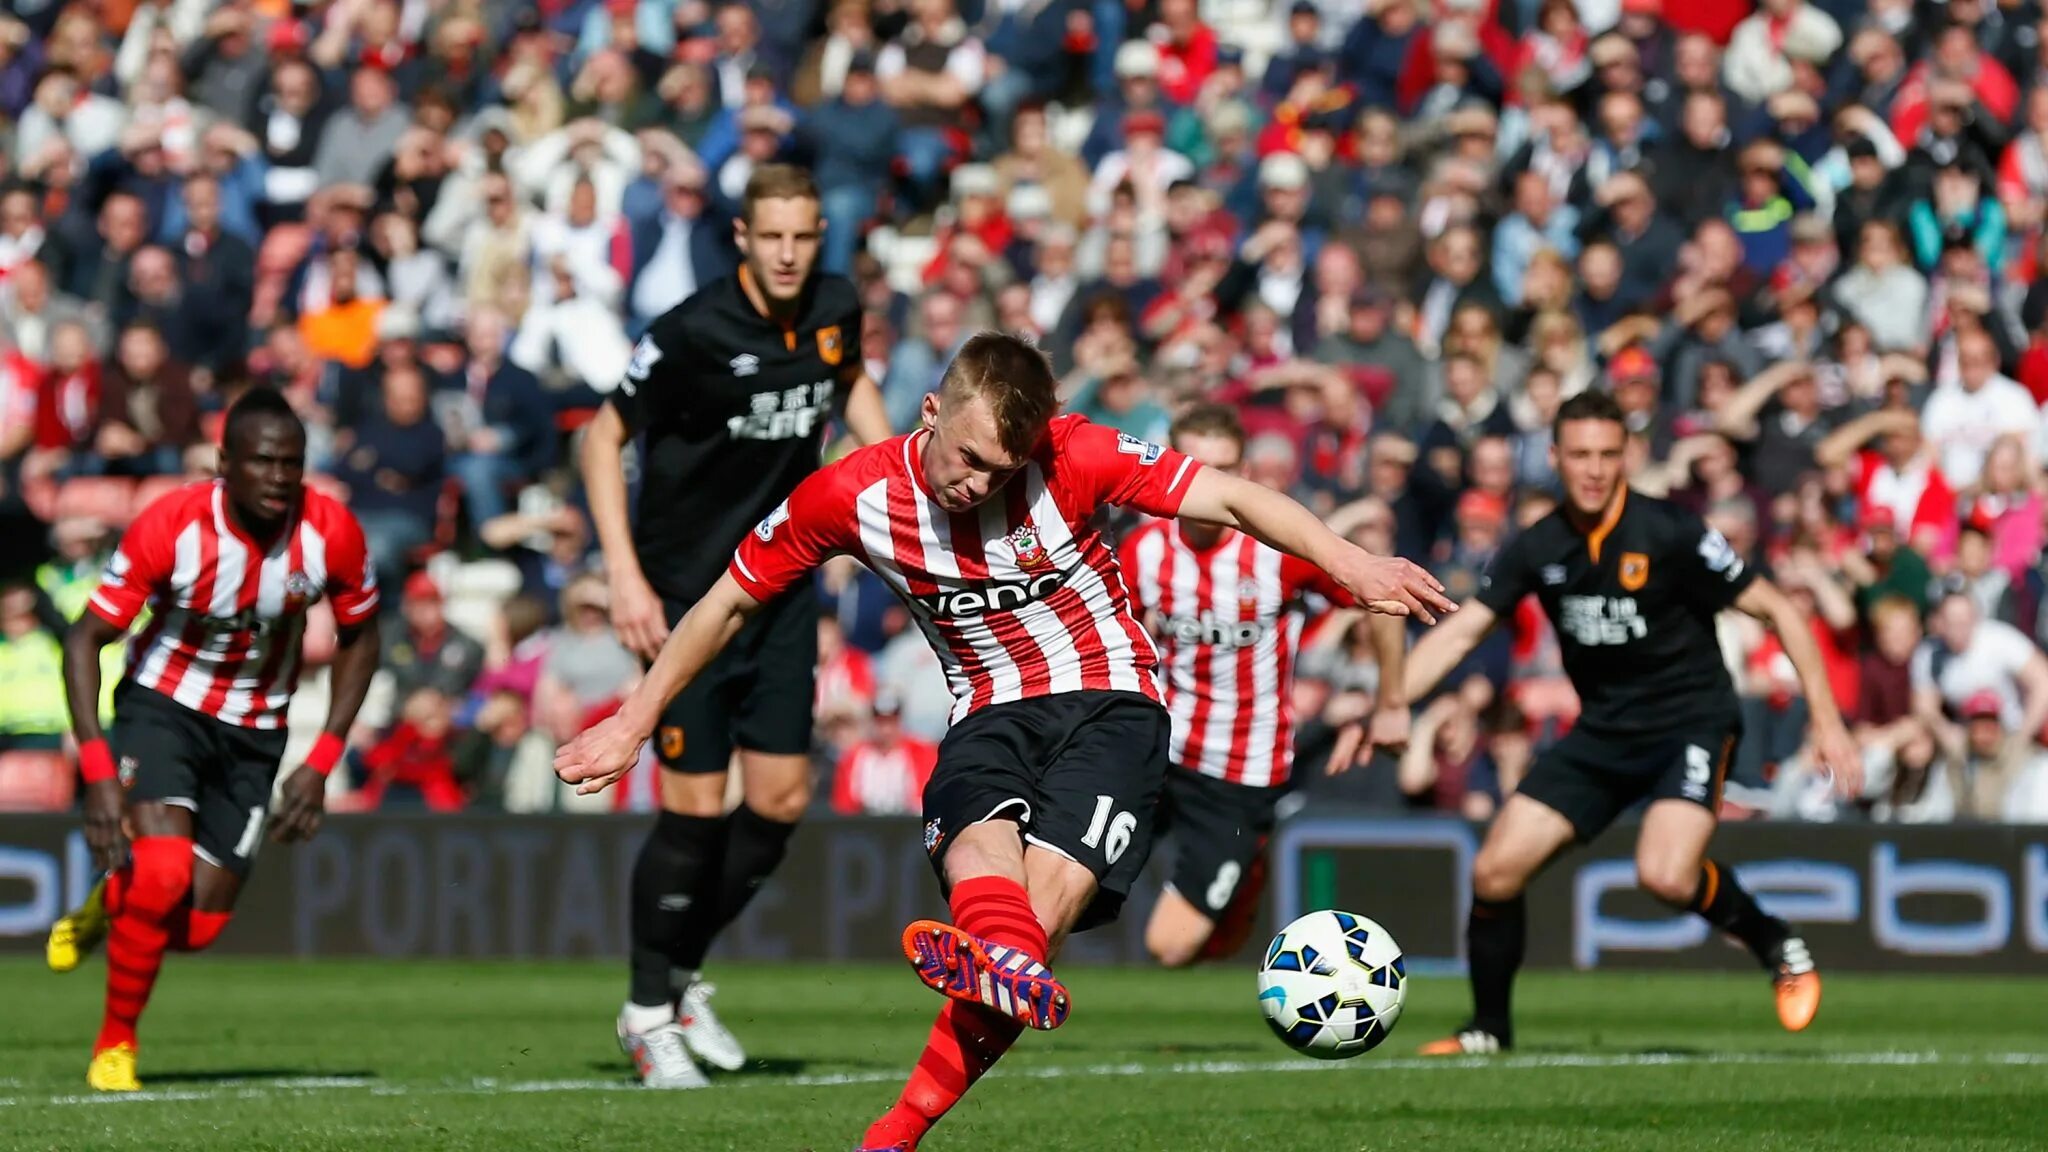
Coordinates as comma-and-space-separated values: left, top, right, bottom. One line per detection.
1080, 795, 1137, 864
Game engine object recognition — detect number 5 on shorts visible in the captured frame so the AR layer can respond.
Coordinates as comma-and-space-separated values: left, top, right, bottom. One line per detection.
1080, 795, 1137, 864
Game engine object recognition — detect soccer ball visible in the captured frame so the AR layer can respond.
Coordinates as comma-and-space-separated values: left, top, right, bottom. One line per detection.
1256, 910, 1407, 1059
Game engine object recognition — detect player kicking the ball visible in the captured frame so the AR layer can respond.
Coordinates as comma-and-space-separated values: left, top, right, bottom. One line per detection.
43, 389, 381, 1091
555, 333, 1452, 1150
1120, 404, 1410, 967
1336, 390, 1860, 1055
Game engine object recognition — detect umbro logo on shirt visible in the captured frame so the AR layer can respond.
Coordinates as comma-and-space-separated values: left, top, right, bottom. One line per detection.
730, 353, 760, 377
1542, 565, 1567, 586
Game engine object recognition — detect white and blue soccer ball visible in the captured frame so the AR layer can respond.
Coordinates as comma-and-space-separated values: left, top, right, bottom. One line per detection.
1256, 910, 1407, 1060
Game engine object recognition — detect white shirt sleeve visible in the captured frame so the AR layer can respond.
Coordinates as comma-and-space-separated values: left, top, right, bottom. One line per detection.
1983, 620, 2037, 679
875, 44, 907, 81
946, 37, 987, 94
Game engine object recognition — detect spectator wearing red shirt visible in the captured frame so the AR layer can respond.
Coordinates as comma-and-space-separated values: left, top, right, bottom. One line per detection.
31, 320, 97, 461
1150, 0, 1217, 108
830, 694, 937, 815
816, 611, 875, 725
1889, 23, 2020, 148
354, 686, 469, 812
1815, 408, 1958, 564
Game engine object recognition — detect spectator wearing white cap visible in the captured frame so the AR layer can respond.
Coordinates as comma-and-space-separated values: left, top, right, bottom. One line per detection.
1082, 39, 1167, 170
1723, 0, 1841, 105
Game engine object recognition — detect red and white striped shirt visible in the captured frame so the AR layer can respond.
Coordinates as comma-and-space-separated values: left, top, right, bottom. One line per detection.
89, 480, 379, 730
832, 737, 939, 815
1120, 522, 1349, 788
730, 415, 1201, 723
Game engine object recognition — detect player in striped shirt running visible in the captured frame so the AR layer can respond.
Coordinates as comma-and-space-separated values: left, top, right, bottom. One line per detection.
1120, 404, 1410, 968
554, 332, 1452, 1151
43, 389, 382, 1092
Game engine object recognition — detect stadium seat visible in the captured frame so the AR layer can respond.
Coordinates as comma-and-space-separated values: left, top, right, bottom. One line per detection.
131, 475, 189, 519
0, 749, 75, 812
54, 477, 138, 528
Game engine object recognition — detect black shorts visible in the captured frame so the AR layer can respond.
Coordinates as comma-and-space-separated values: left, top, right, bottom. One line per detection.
923, 690, 1170, 932
655, 588, 818, 773
115, 686, 290, 880
1159, 768, 1282, 921
1517, 715, 1741, 842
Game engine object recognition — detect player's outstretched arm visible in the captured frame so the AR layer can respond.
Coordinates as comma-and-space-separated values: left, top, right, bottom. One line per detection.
62, 612, 128, 871
581, 402, 668, 661
1734, 579, 1862, 797
1176, 468, 1455, 623
274, 622, 380, 844
555, 573, 764, 794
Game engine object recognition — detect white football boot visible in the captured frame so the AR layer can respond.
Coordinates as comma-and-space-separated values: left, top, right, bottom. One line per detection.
677, 980, 748, 1072
617, 1004, 710, 1089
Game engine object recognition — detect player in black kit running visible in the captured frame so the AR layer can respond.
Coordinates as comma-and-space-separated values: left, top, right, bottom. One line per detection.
1341, 391, 1862, 1054
580, 165, 891, 1088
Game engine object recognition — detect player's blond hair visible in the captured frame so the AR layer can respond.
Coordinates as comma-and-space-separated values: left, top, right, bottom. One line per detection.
939, 332, 1060, 459
741, 164, 820, 225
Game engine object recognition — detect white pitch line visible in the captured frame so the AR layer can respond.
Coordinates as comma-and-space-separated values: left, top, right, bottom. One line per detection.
4, 1050, 2043, 1109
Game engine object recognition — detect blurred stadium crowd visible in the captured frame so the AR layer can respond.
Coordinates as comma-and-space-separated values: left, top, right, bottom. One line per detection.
3, 0, 2048, 824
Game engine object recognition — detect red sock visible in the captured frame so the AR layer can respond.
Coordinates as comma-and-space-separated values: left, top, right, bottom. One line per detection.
167, 909, 231, 953
97, 837, 193, 1054
102, 866, 127, 915
863, 878, 1047, 1148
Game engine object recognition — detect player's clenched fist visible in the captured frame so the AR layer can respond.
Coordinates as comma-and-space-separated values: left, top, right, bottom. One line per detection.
1332, 552, 1456, 625
555, 714, 648, 794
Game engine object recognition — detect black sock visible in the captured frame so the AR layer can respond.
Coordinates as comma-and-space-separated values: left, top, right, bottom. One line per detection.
1686, 860, 1791, 969
629, 810, 727, 1007
671, 806, 799, 972
1466, 895, 1525, 1045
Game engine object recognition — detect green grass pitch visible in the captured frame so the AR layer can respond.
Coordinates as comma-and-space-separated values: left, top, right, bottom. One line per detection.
4, 959, 2044, 1151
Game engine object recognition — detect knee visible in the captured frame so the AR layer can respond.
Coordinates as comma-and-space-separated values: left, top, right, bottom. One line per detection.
1144, 923, 1203, 969
1636, 858, 1699, 907
1471, 851, 1530, 905
126, 844, 195, 919
741, 763, 812, 822
746, 785, 809, 824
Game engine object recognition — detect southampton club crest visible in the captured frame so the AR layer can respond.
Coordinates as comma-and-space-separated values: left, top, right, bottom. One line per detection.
1237, 577, 1262, 615
283, 571, 316, 614
1009, 520, 1053, 571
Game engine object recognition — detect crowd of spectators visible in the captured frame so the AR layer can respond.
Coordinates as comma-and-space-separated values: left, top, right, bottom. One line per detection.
4, 0, 2048, 824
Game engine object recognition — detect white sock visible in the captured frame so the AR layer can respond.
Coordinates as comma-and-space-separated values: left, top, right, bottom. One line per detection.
621, 1001, 676, 1033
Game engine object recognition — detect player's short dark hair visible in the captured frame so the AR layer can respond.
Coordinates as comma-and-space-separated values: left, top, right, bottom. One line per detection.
741, 163, 820, 225
939, 331, 1060, 459
1170, 403, 1245, 452
223, 387, 305, 452
1553, 389, 1626, 438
